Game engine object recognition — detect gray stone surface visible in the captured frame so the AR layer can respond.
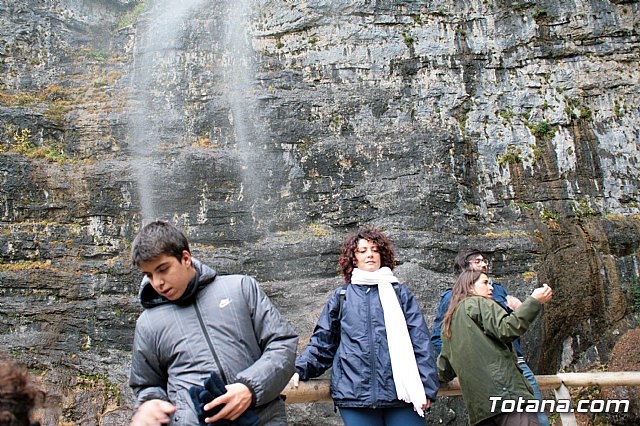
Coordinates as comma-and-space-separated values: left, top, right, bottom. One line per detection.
1, 0, 639, 424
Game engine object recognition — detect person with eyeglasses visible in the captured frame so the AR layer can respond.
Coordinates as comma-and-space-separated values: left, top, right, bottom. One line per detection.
431, 248, 550, 426
437, 271, 553, 425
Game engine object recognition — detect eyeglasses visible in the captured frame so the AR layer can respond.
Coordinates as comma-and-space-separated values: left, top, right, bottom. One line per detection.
470, 258, 489, 265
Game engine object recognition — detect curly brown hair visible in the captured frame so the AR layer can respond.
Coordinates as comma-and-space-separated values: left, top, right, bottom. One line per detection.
0, 359, 45, 426
338, 225, 396, 283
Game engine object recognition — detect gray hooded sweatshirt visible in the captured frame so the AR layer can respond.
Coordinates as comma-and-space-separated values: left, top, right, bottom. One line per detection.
129, 258, 298, 425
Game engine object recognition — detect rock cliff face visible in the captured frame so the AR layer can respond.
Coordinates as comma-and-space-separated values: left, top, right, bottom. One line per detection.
1, 0, 639, 424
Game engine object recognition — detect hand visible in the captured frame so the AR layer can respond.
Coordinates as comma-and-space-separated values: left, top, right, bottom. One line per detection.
505, 295, 522, 310
531, 283, 553, 304
288, 372, 300, 389
130, 399, 176, 426
204, 382, 252, 423
421, 399, 431, 412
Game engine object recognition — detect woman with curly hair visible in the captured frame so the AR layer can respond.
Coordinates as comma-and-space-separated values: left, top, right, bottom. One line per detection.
0, 359, 45, 426
437, 270, 553, 426
290, 225, 439, 426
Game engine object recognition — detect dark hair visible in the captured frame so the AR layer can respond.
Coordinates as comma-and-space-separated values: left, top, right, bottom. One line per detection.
453, 248, 485, 276
0, 359, 45, 426
131, 221, 190, 267
338, 225, 396, 283
442, 270, 484, 338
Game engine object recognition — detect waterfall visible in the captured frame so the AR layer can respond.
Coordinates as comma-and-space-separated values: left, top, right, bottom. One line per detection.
128, 0, 208, 224
127, 0, 266, 228
220, 0, 266, 215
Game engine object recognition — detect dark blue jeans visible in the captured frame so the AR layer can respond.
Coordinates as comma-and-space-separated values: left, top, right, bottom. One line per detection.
339, 406, 426, 426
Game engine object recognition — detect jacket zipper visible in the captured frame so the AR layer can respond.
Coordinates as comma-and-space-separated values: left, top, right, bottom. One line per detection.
367, 288, 377, 408
194, 300, 228, 384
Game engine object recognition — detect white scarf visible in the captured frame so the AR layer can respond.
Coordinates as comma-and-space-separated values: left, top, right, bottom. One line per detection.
350, 267, 427, 416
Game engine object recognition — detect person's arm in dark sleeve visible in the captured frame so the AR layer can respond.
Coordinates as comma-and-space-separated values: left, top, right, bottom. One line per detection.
431, 289, 452, 356
233, 276, 298, 407
129, 316, 170, 407
295, 288, 342, 381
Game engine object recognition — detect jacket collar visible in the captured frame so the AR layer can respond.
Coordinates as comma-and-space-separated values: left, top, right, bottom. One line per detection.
138, 257, 217, 309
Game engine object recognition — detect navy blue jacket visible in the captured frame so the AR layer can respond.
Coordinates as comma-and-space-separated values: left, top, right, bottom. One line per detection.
431, 283, 523, 356
295, 283, 439, 408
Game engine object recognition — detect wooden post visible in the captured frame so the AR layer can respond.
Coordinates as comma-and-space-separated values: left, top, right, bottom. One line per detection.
556, 372, 640, 387
553, 383, 578, 426
435, 377, 461, 396
282, 380, 330, 404
281, 371, 640, 403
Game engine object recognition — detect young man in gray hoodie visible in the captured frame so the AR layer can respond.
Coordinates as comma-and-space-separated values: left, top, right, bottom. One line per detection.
129, 220, 298, 425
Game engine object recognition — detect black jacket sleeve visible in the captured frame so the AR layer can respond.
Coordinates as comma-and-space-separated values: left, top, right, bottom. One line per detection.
295, 288, 342, 380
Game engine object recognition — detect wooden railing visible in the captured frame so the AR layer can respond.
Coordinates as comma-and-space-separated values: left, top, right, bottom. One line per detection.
282, 372, 640, 425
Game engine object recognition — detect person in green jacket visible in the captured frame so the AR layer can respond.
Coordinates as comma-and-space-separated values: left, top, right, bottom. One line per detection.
437, 270, 553, 426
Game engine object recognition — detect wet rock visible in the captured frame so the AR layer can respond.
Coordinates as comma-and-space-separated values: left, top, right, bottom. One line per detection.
1, 0, 639, 425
